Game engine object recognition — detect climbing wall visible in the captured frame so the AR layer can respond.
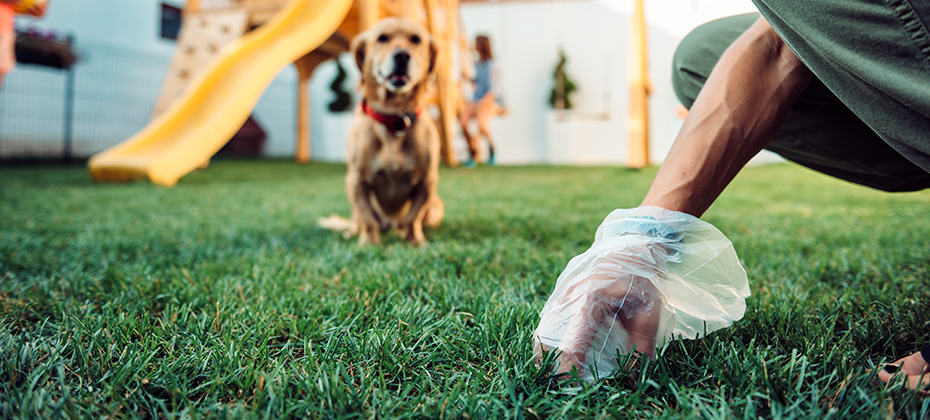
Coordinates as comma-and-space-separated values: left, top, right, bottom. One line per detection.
151, 9, 250, 119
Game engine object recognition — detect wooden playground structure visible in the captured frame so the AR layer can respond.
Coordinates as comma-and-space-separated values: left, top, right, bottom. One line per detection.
91, 0, 653, 186
154, 0, 467, 166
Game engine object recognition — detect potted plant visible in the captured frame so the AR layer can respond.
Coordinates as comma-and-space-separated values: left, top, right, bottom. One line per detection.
546, 49, 581, 163
14, 26, 78, 69
548, 49, 577, 110
327, 58, 353, 112
316, 56, 356, 161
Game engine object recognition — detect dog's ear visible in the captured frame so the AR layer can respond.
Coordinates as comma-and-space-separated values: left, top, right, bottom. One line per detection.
427, 34, 438, 76
351, 31, 367, 72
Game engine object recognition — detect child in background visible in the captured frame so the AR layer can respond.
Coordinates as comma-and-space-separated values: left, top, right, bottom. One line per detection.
459, 35, 504, 168
0, 0, 47, 90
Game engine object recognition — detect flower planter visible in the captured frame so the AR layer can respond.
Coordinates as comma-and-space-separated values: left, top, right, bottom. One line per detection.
14, 28, 78, 70
14, 45, 75, 69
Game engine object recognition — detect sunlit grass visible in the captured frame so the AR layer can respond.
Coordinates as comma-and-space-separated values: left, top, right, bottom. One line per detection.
1, 160, 928, 418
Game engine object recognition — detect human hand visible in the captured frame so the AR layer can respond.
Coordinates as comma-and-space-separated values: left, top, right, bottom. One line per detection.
534, 247, 669, 380
533, 207, 751, 382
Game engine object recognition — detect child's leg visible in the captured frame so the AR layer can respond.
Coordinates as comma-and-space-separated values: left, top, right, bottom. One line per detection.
460, 101, 479, 160
477, 95, 499, 163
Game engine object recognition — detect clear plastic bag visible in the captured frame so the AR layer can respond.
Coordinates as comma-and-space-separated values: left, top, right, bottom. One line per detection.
533, 206, 750, 381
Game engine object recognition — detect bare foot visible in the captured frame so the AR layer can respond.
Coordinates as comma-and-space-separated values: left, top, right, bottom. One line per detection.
876, 345, 930, 396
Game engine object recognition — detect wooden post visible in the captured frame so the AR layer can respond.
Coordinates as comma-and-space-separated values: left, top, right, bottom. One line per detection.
443, 0, 459, 166
294, 52, 332, 163
628, 0, 650, 168
296, 73, 311, 163
358, 0, 379, 31
400, 0, 419, 20
426, 0, 460, 166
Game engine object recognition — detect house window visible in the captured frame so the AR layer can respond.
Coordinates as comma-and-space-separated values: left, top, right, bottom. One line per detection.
160, 3, 183, 40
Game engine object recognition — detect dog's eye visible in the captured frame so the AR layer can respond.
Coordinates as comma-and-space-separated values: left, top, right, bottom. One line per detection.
376, 34, 389, 43
409, 35, 421, 44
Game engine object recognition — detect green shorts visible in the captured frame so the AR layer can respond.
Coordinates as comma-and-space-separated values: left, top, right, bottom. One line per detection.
672, 2, 930, 192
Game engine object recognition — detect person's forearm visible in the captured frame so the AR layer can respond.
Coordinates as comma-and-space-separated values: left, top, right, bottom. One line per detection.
641, 18, 812, 217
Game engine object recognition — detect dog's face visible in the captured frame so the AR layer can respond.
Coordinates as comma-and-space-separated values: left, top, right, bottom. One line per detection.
352, 18, 437, 95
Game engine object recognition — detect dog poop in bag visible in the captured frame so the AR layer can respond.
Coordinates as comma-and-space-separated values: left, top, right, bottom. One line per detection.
533, 206, 750, 381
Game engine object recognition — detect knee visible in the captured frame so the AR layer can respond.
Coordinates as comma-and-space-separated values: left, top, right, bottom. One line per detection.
671, 32, 710, 109
477, 119, 491, 135
671, 13, 760, 109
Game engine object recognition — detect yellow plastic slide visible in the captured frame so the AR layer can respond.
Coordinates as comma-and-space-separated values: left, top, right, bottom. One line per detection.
88, 0, 352, 186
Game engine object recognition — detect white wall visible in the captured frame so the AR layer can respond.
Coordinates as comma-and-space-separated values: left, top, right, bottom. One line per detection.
452, 0, 767, 165
23, 1, 175, 53
3, 0, 299, 158
309, 0, 774, 165
460, 0, 630, 164
2, 1, 175, 153
308, 55, 359, 162
6, 0, 777, 165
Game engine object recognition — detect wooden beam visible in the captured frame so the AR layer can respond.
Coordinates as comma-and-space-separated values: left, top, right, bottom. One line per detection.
400, 0, 419, 20
294, 52, 335, 163
426, 0, 460, 167
296, 75, 311, 164
358, 0, 379, 31
628, 0, 650, 168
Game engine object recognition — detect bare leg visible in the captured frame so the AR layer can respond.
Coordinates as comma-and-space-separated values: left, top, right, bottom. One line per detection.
476, 95, 499, 164
459, 102, 479, 162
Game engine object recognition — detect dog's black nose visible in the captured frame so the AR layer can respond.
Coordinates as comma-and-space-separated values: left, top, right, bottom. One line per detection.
394, 51, 410, 66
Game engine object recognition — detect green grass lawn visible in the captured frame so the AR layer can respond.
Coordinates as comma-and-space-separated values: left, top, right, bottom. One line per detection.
2, 160, 929, 419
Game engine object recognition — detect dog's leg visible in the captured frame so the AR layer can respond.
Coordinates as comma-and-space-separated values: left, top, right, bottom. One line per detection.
398, 182, 434, 246
348, 180, 382, 246
403, 217, 426, 246
424, 195, 444, 228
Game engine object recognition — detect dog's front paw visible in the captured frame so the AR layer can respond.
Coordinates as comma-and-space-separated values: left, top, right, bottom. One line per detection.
406, 237, 428, 247
358, 224, 382, 246
400, 224, 427, 247
358, 235, 381, 246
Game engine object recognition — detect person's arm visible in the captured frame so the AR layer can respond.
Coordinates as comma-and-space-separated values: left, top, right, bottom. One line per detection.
534, 17, 812, 380
641, 17, 812, 217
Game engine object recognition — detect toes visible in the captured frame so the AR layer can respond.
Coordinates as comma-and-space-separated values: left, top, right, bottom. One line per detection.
875, 349, 930, 392
876, 364, 900, 384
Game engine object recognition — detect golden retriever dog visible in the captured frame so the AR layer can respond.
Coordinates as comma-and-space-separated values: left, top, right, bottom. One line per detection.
319, 17, 444, 246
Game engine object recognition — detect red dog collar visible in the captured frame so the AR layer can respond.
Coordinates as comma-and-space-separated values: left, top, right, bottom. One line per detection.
361, 99, 421, 137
